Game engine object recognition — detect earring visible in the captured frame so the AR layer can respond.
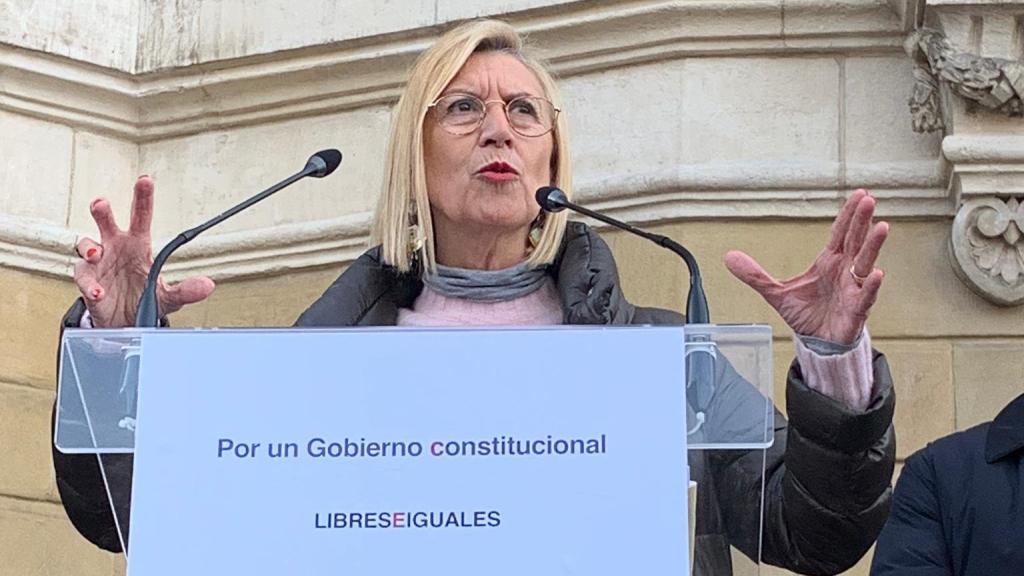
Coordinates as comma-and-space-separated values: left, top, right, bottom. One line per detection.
528, 213, 545, 249
407, 224, 425, 257
406, 204, 425, 262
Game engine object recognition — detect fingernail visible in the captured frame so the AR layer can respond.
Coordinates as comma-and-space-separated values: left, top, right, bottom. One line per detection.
86, 247, 97, 259
138, 174, 150, 179
91, 288, 102, 299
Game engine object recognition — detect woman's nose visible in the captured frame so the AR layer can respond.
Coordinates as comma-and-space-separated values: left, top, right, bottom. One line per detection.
478, 102, 514, 147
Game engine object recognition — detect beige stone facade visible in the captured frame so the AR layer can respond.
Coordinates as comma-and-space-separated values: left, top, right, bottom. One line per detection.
2, 0, 1023, 574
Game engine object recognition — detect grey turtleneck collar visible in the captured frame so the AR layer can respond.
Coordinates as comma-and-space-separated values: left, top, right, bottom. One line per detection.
423, 261, 549, 302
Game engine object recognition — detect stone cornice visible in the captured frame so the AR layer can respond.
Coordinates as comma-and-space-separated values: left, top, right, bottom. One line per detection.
0, 47, 139, 137
0, 215, 78, 279
6, 158, 948, 282
943, 135, 1024, 199
1, 0, 908, 141
943, 135, 1024, 165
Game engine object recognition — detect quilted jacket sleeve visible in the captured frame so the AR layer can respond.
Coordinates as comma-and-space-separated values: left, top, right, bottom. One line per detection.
710, 350, 896, 575
51, 298, 133, 553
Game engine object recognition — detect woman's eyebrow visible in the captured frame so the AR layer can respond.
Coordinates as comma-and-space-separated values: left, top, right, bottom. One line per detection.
503, 91, 534, 100
440, 87, 481, 97
439, 89, 538, 100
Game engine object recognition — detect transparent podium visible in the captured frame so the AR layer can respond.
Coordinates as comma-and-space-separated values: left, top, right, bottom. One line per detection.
55, 325, 774, 576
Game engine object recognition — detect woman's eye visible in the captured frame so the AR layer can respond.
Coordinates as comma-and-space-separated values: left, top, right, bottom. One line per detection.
446, 98, 482, 114
510, 100, 539, 117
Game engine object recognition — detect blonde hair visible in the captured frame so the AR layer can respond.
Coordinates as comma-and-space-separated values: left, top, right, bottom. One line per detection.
371, 19, 572, 273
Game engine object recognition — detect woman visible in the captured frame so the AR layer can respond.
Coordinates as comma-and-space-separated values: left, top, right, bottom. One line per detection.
56, 20, 895, 575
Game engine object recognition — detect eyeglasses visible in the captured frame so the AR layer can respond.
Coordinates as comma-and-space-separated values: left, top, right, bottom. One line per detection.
427, 93, 560, 138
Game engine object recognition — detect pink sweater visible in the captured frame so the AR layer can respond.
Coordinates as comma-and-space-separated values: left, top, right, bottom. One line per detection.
397, 280, 563, 327
398, 282, 875, 411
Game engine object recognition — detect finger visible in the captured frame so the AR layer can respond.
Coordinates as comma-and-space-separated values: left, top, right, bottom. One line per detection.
72, 262, 105, 302
827, 189, 869, 252
854, 269, 885, 316
90, 198, 121, 242
129, 176, 155, 237
724, 251, 783, 305
853, 221, 890, 277
159, 276, 216, 312
75, 237, 103, 264
843, 194, 876, 256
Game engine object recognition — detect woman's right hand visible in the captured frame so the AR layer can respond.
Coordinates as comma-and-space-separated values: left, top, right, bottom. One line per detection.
74, 176, 216, 328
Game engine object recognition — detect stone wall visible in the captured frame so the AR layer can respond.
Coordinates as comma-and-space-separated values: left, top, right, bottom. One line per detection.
2, 1, 1022, 574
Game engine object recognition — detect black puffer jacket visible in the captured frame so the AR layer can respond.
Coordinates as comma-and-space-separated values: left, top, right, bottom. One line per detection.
53, 221, 896, 575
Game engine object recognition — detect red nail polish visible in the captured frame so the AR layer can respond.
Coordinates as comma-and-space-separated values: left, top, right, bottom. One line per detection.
92, 288, 101, 299
86, 247, 97, 259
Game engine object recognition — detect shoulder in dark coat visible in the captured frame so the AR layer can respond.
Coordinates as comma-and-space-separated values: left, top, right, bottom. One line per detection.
872, 392, 1024, 575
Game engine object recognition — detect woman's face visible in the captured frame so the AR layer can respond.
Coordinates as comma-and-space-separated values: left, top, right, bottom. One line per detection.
424, 52, 554, 246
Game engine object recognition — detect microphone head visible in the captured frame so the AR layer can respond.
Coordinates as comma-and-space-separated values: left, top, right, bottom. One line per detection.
305, 149, 343, 178
535, 186, 568, 213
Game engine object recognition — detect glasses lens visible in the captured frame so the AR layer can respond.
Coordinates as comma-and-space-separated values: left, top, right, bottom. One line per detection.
435, 95, 485, 134
507, 97, 555, 137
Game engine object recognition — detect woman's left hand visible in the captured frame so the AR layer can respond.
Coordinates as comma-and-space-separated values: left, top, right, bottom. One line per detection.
724, 189, 889, 345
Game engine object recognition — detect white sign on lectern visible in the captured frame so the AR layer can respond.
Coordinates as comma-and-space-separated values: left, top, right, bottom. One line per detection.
124, 327, 690, 575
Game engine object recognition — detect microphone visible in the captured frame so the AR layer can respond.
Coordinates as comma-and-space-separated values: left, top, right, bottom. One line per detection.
535, 186, 709, 324
134, 149, 343, 327
536, 186, 715, 434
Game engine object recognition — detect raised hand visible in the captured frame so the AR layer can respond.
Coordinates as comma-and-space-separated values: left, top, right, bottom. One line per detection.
73, 176, 215, 328
724, 189, 888, 345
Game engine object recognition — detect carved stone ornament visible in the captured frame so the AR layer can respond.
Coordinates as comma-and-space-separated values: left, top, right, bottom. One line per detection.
950, 196, 1024, 306
905, 28, 1024, 133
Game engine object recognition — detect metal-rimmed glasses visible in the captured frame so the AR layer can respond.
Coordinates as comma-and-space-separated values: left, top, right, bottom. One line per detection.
427, 93, 560, 138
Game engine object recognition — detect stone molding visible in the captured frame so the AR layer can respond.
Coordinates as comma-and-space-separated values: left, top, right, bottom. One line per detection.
906, 28, 1023, 133
945, 135, 1024, 304
0, 215, 77, 278
915, 1, 1024, 305
1, 0, 934, 282
943, 135, 1024, 198
5, 158, 948, 282
951, 195, 1024, 305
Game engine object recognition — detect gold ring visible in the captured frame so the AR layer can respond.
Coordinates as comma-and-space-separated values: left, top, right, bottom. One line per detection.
849, 264, 868, 287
